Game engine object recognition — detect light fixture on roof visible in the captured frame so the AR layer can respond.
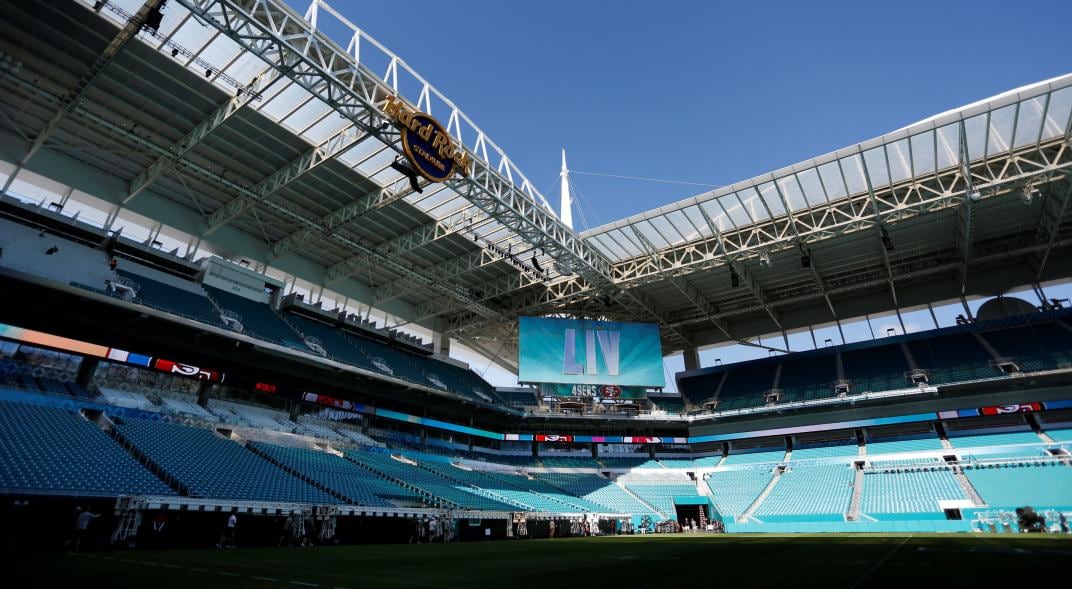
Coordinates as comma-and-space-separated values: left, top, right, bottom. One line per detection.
205, 68, 213, 78
171, 47, 179, 58
730, 267, 740, 288
799, 244, 811, 269
531, 255, 542, 273
143, 0, 166, 34
758, 250, 770, 267
93, 1, 105, 11
880, 226, 894, 252
968, 190, 982, 202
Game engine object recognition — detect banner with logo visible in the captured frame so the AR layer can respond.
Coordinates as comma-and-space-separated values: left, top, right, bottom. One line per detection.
979, 402, 1043, 415
540, 383, 646, 399
518, 316, 664, 387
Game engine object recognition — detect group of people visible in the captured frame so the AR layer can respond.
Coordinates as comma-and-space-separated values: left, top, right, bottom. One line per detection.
410, 515, 455, 543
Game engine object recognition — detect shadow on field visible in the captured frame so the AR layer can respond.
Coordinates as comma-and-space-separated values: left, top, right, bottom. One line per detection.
4, 533, 1071, 589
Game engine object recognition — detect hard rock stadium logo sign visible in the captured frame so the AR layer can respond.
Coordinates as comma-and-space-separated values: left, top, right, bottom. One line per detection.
381, 95, 471, 183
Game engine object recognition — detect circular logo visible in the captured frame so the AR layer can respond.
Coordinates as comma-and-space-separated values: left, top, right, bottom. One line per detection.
600, 385, 622, 398
401, 113, 455, 182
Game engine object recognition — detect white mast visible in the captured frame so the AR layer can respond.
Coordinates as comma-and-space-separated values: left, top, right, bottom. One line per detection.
559, 148, 573, 229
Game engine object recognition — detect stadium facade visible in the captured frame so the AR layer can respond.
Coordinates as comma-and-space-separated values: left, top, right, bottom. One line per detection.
0, 0, 1070, 546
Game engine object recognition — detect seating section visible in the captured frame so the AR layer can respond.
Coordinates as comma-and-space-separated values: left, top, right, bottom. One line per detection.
907, 333, 997, 384
706, 468, 773, 517
693, 455, 723, 467
964, 463, 1072, 509
842, 344, 910, 393
755, 465, 854, 518
791, 443, 858, 461
540, 456, 600, 468
657, 458, 696, 469
249, 443, 414, 506
476, 470, 608, 512
118, 270, 222, 327
859, 467, 966, 514
715, 362, 775, 410
865, 434, 944, 455
203, 286, 307, 348
345, 452, 517, 510
113, 418, 334, 503
722, 449, 785, 466
623, 483, 701, 516
778, 354, 837, 403
1045, 427, 1072, 443
0, 401, 175, 497
533, 473, 659, 516
947, 430, 1042, 449
679, 311, 1072, 411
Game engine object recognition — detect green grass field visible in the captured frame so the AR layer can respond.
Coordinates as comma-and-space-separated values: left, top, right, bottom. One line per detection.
5, 534, 1071, 588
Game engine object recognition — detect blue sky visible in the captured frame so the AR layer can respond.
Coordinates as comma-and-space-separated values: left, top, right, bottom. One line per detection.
290, 0, 1072, 387
302, 0, 1071, 230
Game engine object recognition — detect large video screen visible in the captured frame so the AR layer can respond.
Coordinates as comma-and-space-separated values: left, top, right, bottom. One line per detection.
518, 316, 664, 387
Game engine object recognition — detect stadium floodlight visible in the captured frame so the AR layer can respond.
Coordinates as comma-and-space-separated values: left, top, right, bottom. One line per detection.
968, 190, 982, 202
759, 250, 770, 267
881, 226, 894, 252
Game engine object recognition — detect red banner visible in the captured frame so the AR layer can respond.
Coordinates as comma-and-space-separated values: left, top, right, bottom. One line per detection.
535, 435, 574, 443
152, 358, 223, 382
980, 402, 1042, 415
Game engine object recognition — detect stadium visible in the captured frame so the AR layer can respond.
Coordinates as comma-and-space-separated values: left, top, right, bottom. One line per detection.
1, 0, 1071, 586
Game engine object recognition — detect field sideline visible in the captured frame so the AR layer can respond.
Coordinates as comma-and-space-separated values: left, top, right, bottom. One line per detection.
5, 533, 1071, 588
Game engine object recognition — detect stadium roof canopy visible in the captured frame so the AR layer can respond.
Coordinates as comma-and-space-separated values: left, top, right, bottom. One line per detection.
1, 0, 1071, 369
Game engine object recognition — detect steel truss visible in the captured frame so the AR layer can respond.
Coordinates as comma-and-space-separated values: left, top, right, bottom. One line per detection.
447, 138, 1072, 340
170, 0, 694, 345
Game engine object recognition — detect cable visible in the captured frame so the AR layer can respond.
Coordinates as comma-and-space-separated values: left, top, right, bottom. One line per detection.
571, 170, 720, 188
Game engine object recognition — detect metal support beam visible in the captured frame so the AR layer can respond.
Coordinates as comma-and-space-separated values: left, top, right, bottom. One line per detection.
325, 204, 491, 285
125, 63, 287, 205
1035, 178, 1072, 280
202, 119, 370, 236
954, 119, 977, 295
21, 0, 163, 165
855, 148, 900, 309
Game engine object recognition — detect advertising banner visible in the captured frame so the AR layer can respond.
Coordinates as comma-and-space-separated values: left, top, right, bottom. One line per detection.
518, 316, 664, 387
540, 382, 646, 399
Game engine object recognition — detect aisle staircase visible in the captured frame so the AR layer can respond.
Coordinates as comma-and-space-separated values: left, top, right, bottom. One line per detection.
740, 466, 785, 522
847, 466, 864, 520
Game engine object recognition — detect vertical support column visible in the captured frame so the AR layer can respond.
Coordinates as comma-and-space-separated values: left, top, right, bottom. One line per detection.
288, 400, 300, 421
196, 381, 212, 408
682, 347, 700, 372
76, 357, 99, 389
591, 443, 598, 459
360, 414, 370, 434
420, 427, 427, 447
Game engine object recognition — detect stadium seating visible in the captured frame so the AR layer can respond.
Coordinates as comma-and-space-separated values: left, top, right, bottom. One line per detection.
532, 473, 659, 516
790, 442, 859, 461
907, 333, 997, 384
540, 455, 600, 468
623, 482, 701, 516
203, 286, 306, 348
947, 430, 1043, 450
344, 451, 517, 510
722, 449, 785, 465
714, 362, 775, 409
476, 470, 609, 512
841, 344, 910, 393
859, 467, 966, 514
113, 418, 334, 503
755, 465, 854, 519
706, 468, 774, 517
0, 400, 175, 497
964, 462, 1072, 509
117, 270, 223, 327
865, 434, 944, 455
249, 443, 415, 507
693, 455, 723, 467
778, 354, 838, 403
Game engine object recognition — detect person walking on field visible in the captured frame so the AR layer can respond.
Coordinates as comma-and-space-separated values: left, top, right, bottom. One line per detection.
69, 507, 100, 551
